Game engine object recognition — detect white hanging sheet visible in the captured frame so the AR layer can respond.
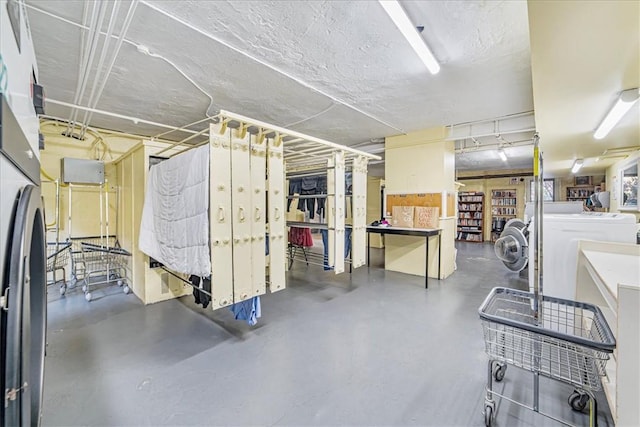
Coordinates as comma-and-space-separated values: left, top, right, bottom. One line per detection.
139, 144, 211, 276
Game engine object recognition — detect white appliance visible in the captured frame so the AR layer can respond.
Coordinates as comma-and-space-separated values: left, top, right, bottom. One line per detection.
1, 1, 47, 425
528, 213, 637, 300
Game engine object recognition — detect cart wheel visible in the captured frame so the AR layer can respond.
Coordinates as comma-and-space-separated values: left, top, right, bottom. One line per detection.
82, 284, 87, 293
484, 405, 493, 427
110, 273, 118, 280
85, 292, 92, 302
117, 279, 123, 286
59, 285, 66, 296
568, 390, 589, 412
68, 276, 77, 288
123, 285, 130, 295
493, 362, 507, 382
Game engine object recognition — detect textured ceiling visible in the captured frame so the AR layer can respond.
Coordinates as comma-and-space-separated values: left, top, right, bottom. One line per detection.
26, 0, 535, 172
528, 1, 640, 176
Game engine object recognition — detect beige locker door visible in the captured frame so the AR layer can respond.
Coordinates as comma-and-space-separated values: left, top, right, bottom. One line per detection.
352, 156, 368, 268
267, 135, 286, 292
327, 157, 335, 268
250, 132, 267, 297
333, 151, 345, 274
209, 123, 234, 308
231, 126, 253, 303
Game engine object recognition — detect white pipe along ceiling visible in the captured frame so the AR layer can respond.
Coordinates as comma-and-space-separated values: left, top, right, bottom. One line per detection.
26, 0, 539, 173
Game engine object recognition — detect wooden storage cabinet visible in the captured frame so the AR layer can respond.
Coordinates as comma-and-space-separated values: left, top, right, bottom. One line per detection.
491, 189, 517, 242
457, 191, 484, 242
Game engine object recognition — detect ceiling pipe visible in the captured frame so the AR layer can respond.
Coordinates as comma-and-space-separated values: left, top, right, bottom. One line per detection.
66, 1, 98, 134
68, 1, 109, 131
447, 111, 535, 141
48, 98, 205, 136
455, 138, 534, 154
28, 4, 400, 136
81, 0, 139, 137
152, 116, 213, 140
79, 0, 121, 136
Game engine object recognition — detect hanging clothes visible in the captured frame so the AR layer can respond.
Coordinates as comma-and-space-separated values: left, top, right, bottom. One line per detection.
320, 228, 353, 270
189, 275, 211, 309
229, 296, 261, 326
289, 227, 313, 247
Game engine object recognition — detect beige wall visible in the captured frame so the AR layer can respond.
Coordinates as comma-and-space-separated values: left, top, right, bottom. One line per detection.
606, 152, 640, 222
39, 122, 143, 242
384, 127, 456, 279
367, 176, 384, 248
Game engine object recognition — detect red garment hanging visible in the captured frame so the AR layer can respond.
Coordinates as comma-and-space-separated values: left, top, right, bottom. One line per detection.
288, 227, 313, 247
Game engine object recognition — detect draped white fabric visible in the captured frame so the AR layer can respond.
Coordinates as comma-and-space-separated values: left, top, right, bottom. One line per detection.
139, 145, 211, 276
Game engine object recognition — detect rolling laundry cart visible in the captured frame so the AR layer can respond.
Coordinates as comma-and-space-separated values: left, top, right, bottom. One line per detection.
479, 136, 616, 427
68, 235, 117, 287
78, 242, 132, 302
46, 242, 71, 295
479, 287, 615, 426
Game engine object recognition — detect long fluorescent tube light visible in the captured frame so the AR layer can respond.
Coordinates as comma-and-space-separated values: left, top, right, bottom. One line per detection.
379, 0, 440, 74
594, 88, 640, 139
498, 148, 507, 162
571, 159, 584, 174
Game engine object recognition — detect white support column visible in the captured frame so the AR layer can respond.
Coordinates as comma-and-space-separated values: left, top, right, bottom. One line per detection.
333, 151, 345, 274
268, 134, 286, 292
250, 131, 267, 297
327, 157, 335, 268
231, 125, 253, 303
209, 123, 234, 308
352, 156, 368, 268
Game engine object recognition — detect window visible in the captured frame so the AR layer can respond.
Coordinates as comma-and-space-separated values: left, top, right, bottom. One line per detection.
530, 179, 554, 202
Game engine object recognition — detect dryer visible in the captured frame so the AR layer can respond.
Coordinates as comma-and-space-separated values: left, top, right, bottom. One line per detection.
1, 0, 47, 425
528, 213, 637, 300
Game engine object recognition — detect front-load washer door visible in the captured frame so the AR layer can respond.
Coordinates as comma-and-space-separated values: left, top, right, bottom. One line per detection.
1, 184, 46, 427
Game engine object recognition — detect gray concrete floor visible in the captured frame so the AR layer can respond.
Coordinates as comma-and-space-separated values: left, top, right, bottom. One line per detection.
43, 242, 614, 426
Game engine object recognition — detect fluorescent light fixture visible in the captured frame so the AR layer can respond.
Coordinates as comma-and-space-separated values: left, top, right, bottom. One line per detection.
379, 0, 440, 74
594, 88, 640, 139
571, 159, 584, 174
497, 147, 507, 162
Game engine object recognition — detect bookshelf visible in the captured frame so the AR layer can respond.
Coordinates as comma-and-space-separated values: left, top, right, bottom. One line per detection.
566, 186, 595, 202
491, 189, 517, 242
457, 191, 484, 243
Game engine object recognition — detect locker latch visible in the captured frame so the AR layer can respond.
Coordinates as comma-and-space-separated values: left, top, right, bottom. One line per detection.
5, 382, 28, 407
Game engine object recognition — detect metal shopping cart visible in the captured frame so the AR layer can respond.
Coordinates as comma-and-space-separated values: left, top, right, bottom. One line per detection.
46, 242, 71, 295
77, 242, 131, 302
479, 287, 616, 427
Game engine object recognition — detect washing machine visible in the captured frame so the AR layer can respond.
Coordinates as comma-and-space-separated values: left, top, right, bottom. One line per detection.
528, 213, 637, 300
1, 0, 47, 425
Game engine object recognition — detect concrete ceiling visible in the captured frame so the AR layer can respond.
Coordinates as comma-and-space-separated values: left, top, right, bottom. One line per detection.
26, 0, 536, 172
528, 1, 640, 177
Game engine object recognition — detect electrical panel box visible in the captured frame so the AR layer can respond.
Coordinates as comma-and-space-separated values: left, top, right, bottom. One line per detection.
61, 158, 105, 184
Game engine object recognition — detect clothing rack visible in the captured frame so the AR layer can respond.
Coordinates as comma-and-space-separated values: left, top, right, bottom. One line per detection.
161, 267, 213, 298
161, 266, 277, 299
136, 110, 376, 309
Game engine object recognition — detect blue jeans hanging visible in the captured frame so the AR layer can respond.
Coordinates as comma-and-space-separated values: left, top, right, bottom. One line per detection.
320, 228, 352, 270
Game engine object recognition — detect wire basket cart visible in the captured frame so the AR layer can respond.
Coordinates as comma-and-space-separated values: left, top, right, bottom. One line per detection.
479, 286, 615, 426
68, 235, 117, 287
46, 242, 71, 295
78, 242, 132, 302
